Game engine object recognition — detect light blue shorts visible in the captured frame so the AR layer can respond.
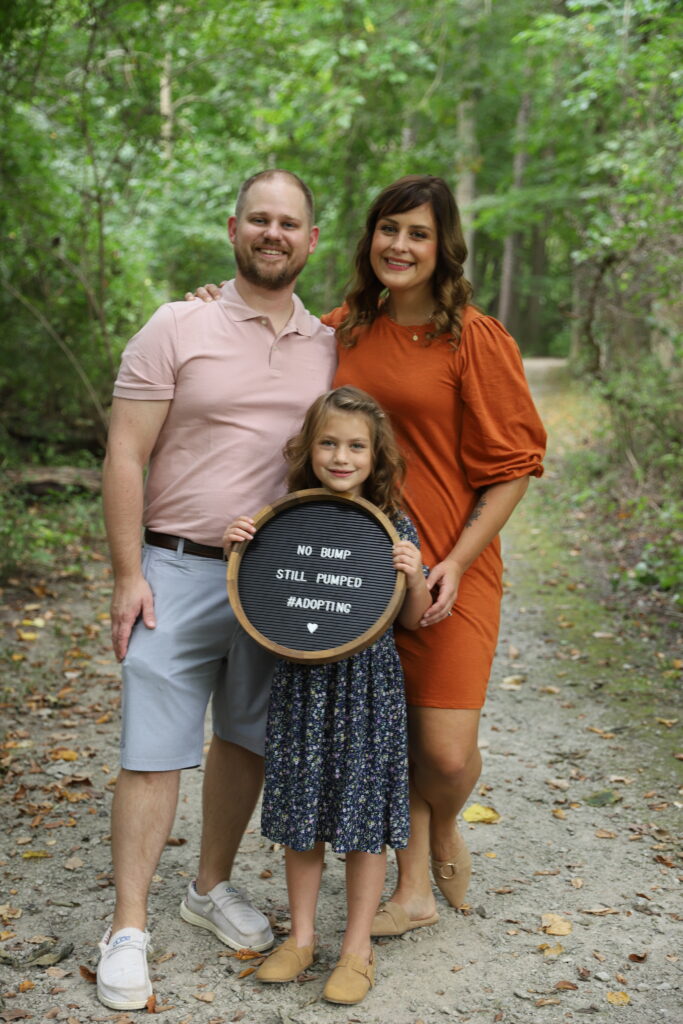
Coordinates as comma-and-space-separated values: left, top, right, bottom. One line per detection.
120, 543, 276, 771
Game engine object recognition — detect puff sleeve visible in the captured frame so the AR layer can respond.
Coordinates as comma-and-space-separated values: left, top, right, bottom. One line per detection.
456, 313, 546, 489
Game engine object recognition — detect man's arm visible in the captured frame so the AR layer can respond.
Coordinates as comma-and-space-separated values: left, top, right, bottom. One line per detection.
102, 397, 171, 660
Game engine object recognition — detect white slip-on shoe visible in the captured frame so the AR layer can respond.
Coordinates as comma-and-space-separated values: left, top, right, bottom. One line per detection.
96, 926, 152, 1010
180, 880, 274, 951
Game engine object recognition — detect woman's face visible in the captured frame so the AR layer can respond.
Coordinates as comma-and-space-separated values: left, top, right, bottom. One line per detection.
369, 202, 438, 301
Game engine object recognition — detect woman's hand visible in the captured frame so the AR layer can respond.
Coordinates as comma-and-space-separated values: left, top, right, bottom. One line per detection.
183, 282, 224, 302
392, 540, 424, 588
420, 558, 464, 627
223, 515, 256, 551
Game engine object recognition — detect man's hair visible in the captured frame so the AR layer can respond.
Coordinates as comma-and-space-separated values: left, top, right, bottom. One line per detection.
235, 170, 315, 224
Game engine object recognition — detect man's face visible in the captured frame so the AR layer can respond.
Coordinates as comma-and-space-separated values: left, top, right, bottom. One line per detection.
228, 177, 319, 291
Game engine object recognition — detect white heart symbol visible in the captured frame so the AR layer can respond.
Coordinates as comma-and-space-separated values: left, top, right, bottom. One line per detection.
307, 623, 318, 633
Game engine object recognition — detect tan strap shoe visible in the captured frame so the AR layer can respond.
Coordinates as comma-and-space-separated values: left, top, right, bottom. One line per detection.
254, 936, 315, 983
370, 900, 439, 937
323, 950, 376, 1004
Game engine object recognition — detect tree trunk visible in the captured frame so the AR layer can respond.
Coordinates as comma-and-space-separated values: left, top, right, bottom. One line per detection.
497, 92, 531, 331
523, 220, 549, 352
455, 96, 477, 289
160, 52, 173, 162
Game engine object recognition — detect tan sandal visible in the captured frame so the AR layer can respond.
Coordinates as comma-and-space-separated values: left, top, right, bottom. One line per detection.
370, 900, 439, 937
254, 936, 315, 983
431, 840, 472, 908
322, 951, 376, 1004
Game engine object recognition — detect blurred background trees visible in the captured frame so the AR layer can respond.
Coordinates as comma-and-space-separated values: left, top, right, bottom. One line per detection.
1, 0, 681, 591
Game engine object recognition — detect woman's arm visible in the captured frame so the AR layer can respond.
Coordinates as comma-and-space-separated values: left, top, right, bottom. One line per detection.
420, 476, 529, 627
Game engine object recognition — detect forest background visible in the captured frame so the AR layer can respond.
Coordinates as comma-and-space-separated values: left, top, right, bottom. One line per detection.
0, 0, 681, 608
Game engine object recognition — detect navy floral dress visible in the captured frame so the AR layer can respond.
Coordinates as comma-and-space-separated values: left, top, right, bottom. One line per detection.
260, 514, 421, 854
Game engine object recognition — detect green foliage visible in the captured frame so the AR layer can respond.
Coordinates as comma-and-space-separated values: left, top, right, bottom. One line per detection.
0, 0, 681, 577
0, 488, 104, 582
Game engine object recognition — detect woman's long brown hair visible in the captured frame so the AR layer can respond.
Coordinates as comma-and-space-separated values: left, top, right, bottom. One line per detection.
337, 174, 472, 348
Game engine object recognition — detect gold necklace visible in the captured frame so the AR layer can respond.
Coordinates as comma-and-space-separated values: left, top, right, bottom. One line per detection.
384, 302, 435, 342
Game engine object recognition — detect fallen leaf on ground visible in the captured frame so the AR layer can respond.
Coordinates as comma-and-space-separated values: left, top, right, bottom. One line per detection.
23, 941, 74, 966
146, 994, 157, 1013
628, 952, 647, 963
500, 674, 526, 690
0, 906, 22, 921
463, 803, 500, 824
153, 951, 176, 964
192, 991, 215, 1002
79, 964, 96, 983
49, 748, 79, 761
536, 997, 561, 1006
541, 913, 572, 935
595, 829, 617, 839
607, 991, 630, 1005
538, 942, 565, 957
556, 980, 578, 990
581, 907, 619, 916
238, 967, 256, 978
586, 789, 622, 806
64, 855, 84, 871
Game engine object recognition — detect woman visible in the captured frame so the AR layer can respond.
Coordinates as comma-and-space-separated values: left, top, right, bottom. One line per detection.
188, 173, 546, 935
322, 175, 545, 934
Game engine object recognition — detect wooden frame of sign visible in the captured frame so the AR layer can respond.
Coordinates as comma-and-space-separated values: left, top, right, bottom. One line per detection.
227, 488, 406, 664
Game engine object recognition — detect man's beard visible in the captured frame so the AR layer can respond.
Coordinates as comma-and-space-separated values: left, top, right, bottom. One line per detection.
234, 244, 307, 291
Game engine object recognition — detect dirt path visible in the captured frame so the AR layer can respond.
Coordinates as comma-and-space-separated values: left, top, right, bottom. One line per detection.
1, 360, 681, 1024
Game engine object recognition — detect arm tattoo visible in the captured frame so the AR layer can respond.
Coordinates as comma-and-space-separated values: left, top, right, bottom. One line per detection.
466, 492, 488, 528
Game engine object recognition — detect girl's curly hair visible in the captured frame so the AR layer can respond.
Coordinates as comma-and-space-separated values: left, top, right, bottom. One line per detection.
337, 174, 472, 349
284, 386, 405, 517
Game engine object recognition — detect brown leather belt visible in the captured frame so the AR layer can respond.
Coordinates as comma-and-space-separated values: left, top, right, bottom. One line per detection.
144, 529, 225, 560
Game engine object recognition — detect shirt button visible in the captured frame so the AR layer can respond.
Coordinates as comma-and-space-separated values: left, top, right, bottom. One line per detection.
261, 318, 268, 325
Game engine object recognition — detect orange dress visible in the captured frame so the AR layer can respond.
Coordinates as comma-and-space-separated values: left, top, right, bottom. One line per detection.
322, 305, 546, 709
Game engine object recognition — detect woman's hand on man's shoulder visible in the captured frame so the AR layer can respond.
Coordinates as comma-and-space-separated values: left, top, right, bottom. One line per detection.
183, 282, 224, 302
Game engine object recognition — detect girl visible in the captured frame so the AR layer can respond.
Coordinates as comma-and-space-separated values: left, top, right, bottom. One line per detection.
225, 386, 431, 1005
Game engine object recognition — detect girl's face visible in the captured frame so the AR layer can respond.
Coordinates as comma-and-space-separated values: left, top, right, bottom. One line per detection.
311, 411, 373, 499
369, 202, 438, 302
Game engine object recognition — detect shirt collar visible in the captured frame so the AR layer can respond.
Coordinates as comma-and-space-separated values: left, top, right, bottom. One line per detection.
219, 279, 315, 337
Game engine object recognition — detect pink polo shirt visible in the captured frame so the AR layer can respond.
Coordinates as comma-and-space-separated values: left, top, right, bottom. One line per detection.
113, 281, 337, 545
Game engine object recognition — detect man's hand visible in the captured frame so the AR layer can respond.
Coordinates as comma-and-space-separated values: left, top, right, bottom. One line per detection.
110, 574, 156, 661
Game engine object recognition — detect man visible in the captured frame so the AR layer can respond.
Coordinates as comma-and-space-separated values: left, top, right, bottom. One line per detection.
97, 170, 337, 1011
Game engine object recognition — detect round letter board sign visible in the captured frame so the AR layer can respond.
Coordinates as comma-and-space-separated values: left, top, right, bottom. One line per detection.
227, 489, 406, 664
